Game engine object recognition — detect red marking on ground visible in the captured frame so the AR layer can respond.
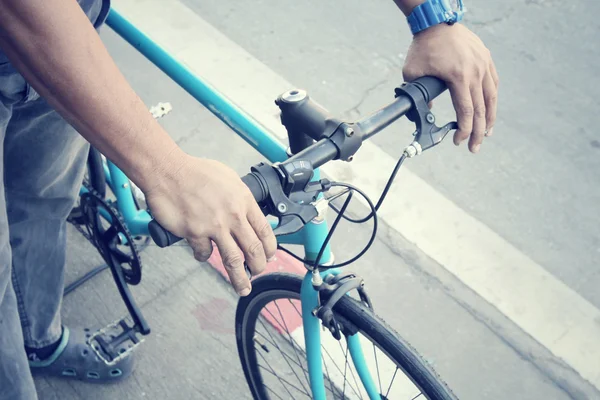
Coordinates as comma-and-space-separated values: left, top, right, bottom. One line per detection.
207, 248, 305, 333
190, 297, 234, 334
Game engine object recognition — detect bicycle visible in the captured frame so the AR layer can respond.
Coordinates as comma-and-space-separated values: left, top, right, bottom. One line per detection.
67, 7, 460, 400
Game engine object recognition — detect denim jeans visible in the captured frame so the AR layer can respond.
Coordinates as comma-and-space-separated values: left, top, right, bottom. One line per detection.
0, 1, 109, 398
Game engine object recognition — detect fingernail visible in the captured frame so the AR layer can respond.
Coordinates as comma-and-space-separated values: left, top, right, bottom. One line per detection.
267, 256, 277, 263
239, 287, 251, 296
485, 128, 494, 137
473, 144, 481, 153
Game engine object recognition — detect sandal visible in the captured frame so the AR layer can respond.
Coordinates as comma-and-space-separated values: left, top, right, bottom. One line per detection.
29, 327, 134, 383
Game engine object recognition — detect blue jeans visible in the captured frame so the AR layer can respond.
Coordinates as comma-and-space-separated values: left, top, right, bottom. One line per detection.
0, 1, 108, 398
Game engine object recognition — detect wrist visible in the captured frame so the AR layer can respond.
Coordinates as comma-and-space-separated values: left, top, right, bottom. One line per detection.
134, 139, 190, 196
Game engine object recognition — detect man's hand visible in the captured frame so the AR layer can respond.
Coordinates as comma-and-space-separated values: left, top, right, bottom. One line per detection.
145, 156, 277, 296
402, 23, 499, 153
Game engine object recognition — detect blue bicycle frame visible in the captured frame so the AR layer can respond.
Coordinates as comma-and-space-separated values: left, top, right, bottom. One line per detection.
98, 9, 379, 399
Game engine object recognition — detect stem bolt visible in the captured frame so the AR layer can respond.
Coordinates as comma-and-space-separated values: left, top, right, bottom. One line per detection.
277, 203, 287, 213
346, 155, 354, 162
344, 127, 354, 137
426, 113, 435, 124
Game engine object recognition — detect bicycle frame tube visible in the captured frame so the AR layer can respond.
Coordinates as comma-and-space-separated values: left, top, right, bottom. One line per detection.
106, 161, 151, 237
106, 9, 288, 164
301, 268, 379, 399
107, 9, 377, 399
299, 175, 379, 399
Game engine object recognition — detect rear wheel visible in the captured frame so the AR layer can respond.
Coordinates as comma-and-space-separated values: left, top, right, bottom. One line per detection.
236, 273, 456, 400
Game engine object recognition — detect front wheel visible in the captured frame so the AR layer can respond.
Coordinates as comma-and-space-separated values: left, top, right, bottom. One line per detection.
236, 273, 456, 400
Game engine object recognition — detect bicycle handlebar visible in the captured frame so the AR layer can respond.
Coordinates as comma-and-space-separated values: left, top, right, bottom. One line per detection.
148, 76, 449, 248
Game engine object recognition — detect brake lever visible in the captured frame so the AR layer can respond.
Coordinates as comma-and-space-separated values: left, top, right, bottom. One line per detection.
249, 162, 329, 238
395, 82, 458, 156
404, 121, 458, 157
273, 214, 308, 236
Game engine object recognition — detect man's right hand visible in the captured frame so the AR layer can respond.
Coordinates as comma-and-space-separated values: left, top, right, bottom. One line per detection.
145, 155, 277, 296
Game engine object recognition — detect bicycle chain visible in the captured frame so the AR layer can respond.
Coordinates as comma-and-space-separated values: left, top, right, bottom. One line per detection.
68, 185, 143, 285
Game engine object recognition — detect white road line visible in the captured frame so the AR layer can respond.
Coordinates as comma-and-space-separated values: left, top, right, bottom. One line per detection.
114, 0, 600, 389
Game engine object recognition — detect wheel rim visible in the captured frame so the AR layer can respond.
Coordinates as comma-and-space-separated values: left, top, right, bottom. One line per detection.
239, 288, 431, 400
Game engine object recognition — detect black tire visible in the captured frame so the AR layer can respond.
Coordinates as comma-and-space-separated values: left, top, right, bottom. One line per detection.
236, 273, 456, 400
87, 146, 106, 198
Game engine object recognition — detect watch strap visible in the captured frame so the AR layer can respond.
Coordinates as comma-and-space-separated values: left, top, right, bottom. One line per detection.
407, 0, 454, 35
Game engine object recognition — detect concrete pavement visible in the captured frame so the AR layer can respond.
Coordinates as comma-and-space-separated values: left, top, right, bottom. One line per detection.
33, 0, 600, 399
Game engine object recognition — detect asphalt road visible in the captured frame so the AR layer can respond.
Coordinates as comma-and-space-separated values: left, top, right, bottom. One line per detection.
44, 50, 577, 396
34, 0, 600, 399
184, 0, 600, 308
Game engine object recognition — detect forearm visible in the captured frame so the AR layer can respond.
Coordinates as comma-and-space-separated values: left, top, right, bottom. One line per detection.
0, 0, 184, 193
392, 0, 425, 16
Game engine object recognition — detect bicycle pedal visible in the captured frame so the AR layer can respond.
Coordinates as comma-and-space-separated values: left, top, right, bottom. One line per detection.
87, 316, 145, 366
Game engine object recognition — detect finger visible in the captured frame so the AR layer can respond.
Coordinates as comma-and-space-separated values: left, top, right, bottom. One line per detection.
490, 59, 500, 88
469, 85, 486, 153
187, 237, 214, 262
483, 70, 497, 137
215, 234, 251, 296
231, 221, 267, 277
247, 202, 277, 262
448, 83, 474, 146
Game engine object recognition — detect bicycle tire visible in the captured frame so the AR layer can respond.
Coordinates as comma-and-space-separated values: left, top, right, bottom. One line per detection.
236, 273, 456, 400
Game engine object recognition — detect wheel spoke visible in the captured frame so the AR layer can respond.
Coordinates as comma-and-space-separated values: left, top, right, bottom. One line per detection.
289, 298, 302, 318
256, 348, 301, 398
261, 307, 308, 365
385, 366, 399, 398
259, 362, 310, 397
257, 317, 308, 395
264, 384, 286, 400
373, 343, 383, 395
339, 340, 364, 399
255, 331, 305, 371
273, 300, 310, 392
321, 342, 362, 399
321, 348, 338, 399
255, 330, 345, 399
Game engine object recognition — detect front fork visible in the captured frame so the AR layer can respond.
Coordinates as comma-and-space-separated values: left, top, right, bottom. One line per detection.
294, 172, 379, 399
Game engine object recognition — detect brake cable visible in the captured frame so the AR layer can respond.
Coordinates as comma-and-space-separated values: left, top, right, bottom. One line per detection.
277, 179, 380, 270
328, 153, 407, 224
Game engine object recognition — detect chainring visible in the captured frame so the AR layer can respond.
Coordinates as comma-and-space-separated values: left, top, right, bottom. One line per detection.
78, 188, 143, 285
